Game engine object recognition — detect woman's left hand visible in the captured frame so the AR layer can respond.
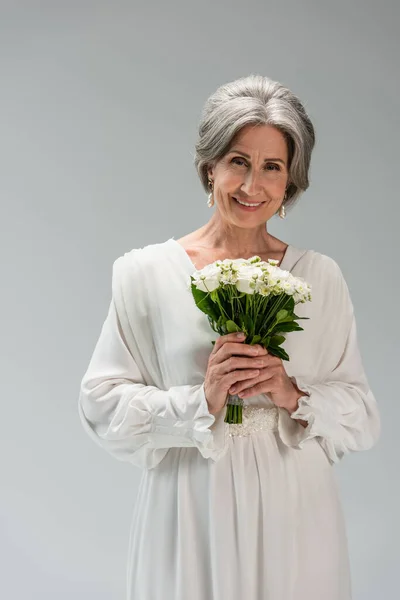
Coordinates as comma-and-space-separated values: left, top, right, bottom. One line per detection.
228, 348, 302, 414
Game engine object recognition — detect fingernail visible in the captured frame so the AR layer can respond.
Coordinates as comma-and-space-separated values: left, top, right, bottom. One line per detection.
236, 332, 245, 338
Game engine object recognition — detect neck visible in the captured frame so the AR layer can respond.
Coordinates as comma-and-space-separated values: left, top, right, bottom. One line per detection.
194, 215, 276, 256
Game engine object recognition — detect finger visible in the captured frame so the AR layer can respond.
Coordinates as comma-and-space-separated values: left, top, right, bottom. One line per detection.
229, 373, 260, 395
237, 380, 268, 397
214, 339, 262, 366
238, 369, 283, 397
211, 332, 246, 356
225, 368, 261, 388
229, 365, 278, 394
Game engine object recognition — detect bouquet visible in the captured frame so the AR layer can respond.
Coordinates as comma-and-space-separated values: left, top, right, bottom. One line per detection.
189, 255, 312, 424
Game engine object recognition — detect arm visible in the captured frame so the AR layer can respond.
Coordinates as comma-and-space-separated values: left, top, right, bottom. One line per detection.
278, 259, 381, 464
78, 262, 227, 470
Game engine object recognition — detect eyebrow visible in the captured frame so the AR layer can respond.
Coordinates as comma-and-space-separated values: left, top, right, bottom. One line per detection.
228, 149, 286, 165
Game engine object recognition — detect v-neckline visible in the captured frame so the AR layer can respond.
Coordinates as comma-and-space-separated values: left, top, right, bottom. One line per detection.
167, 237, 295, 273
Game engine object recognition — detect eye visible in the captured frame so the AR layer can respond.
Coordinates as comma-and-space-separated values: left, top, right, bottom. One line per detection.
231, 157, 281, 171
231, 157, 246, 166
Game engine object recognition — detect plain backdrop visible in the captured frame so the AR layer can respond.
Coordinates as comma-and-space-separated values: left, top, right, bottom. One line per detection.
1, 1, 398, 598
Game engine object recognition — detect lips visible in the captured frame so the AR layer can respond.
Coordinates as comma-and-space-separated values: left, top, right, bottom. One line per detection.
232, 196, 265, 205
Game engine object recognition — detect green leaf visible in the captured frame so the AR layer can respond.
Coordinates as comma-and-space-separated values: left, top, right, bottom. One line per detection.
226, 320, 241, 333
272, 323, 304, 333
275, 309, 289, 322
260, 334, 271, 346
292, 310, 309, 321
239, 313, 254, 336
267, 345, 290, 361
284, 296, 295, 312
269, 334, 286, 346
190, 282, 219, 321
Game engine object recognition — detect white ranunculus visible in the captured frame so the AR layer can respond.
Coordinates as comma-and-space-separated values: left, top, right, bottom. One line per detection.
281, 279, 296, 294
234, 265, 256, 294
277, 269, 291, 279
192, 264, 222, 292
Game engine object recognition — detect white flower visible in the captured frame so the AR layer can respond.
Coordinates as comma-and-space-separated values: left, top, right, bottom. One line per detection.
192, 263, 222, 292
262, 268, 280, 289
220, 269, 239, 285
216, 258, 246, 269
255, 281, 272, 297
280, 278, 296, 294
293, 278, 312, 303
235, 264, 261, 294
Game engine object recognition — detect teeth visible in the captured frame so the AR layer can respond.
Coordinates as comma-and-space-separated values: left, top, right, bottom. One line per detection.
235, 197, 262, 207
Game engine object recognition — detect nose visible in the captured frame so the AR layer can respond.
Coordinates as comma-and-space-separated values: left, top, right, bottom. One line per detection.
240, 169, 263, 196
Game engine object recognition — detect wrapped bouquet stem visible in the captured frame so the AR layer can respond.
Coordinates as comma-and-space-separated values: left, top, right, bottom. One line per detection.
189, 255, 312, 424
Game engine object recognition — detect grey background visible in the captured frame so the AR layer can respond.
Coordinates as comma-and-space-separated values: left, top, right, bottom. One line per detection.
1, 1, 398, 598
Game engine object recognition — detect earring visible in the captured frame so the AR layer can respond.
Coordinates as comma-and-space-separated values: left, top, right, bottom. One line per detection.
279, 190, 288, 219
207, 179, 214, 208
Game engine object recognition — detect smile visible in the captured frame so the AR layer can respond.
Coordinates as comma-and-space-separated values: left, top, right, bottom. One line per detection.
232, 196, 265, 210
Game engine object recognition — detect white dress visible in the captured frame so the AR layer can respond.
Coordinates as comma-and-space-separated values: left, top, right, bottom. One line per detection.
78, 237, 381, 600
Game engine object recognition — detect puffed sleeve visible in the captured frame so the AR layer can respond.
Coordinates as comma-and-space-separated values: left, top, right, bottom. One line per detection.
78, 259, 228, 470
278, 257, 381, 465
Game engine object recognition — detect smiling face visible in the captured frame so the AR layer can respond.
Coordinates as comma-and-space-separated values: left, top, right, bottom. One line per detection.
207, 123, 290, 223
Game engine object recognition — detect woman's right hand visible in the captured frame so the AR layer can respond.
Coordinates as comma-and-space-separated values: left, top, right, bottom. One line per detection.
204, 332, 267, 416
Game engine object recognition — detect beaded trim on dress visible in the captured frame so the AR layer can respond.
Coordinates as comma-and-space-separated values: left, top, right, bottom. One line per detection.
228, 406, 279, 437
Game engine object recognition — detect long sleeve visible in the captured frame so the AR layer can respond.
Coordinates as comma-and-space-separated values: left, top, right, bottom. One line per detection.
78, 263, 228, 470
278, 257, 381, 465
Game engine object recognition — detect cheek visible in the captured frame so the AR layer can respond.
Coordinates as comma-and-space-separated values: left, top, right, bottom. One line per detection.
220, 166, 242, 182
224, 172, 242, 187
268, 180, 287, 198
270, 173, 287, 188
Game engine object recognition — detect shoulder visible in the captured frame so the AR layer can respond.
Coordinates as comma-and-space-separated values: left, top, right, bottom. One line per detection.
112, 240, 169, 271
295, 248, 353, 312
111, 240, 170, 292
297, 247, 347, 283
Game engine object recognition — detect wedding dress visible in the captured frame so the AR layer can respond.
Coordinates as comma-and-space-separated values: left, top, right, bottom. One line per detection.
78, 237, 380, 600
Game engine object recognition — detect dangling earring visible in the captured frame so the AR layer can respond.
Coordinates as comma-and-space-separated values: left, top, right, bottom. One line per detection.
279, 190, 287, 219
207, 179, 214, 208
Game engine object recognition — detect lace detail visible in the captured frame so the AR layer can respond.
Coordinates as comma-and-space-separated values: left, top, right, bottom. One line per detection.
228, 406, 279, 437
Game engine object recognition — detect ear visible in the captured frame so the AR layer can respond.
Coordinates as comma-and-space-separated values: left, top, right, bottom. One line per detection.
207, 165, 214, 179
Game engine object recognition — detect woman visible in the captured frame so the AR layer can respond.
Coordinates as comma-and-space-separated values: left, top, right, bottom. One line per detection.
78, 74, 381, 600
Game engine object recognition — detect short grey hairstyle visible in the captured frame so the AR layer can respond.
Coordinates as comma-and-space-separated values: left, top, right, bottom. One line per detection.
194, 74, 316, 211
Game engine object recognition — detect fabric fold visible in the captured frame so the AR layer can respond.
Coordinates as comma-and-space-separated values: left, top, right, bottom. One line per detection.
277, 323, 381, 465
78, 297, 228, 470
276, 254, 381, 465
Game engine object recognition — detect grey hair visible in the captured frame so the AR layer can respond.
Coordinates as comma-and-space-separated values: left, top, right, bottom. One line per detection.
194, 74, 316, 211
